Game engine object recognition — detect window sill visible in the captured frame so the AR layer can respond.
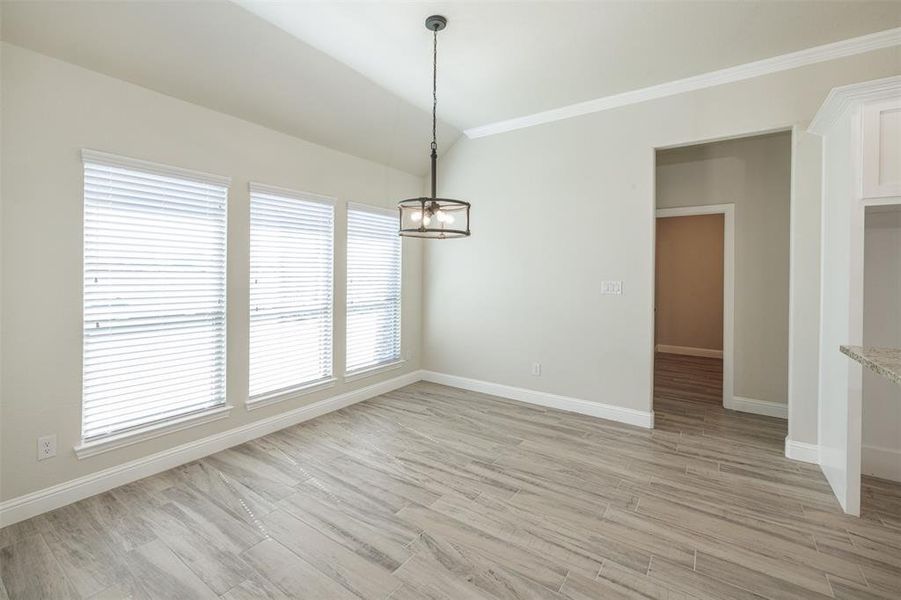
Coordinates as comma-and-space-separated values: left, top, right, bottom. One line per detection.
245, 377, 337, 411
344, 359, 406, 383
74, 405, 233, 459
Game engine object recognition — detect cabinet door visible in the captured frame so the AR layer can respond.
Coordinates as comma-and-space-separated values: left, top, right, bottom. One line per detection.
861, 98, 901, 199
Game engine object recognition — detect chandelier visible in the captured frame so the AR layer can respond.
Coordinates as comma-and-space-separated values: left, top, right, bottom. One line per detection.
398, 15, 471, 239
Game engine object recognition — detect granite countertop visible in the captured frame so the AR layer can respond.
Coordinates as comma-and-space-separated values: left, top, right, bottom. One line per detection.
840, 346, 901, 386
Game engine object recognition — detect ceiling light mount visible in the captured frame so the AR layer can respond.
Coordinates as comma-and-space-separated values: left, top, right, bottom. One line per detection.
398, 15, 470, 239
425, 15, 447, 32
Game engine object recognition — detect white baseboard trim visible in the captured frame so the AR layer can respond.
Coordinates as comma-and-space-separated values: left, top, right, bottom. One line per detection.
785, 437, 820, 464
655, 344, 723, 359
421, 370, 654, 429
725, 396, 788, 419
0, 370, 422, 528
862, 444, 901, 482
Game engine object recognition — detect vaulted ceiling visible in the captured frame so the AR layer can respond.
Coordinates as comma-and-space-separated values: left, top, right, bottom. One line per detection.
3, 1, 899, 174
238, 1, 901, 132
0, 0, 447, 174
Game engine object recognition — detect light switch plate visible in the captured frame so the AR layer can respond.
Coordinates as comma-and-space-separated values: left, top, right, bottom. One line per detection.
531, 362, 541, 376
601, 280, 623, 295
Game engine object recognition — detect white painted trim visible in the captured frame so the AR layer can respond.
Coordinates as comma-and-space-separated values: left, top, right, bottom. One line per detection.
655, 204, 735, 219
861, 196, 901, 208
344, 359, 406, 383
421, 371, 654, 429
785, 437, 820, 464
248, 181, 336, 206
0, 371, 422, 528
346, 201, 397, 218
81, 148, 231, 187
726, 396, 788, 419
465, 29, 901, 139
808, 75, 901, 135
786, 125, 803, 458
862, 445, 901, 482
655, 204, 735, 411
74, 405, 233, 459
246, 377, 337, 411
657, 127, 793, 153
655, 344, 723, 359
861, 98, 901, 199
646, 147, 658, 421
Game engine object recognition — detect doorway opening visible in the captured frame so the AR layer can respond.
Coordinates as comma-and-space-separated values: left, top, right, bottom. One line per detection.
861, 205, 901, 494
655, 208, 732, 409
652, 132, 791, 446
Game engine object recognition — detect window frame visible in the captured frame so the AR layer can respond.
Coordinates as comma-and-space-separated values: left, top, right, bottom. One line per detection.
247, 182, 337, 410
76, 149, 231, 458
344, 202, 404, 378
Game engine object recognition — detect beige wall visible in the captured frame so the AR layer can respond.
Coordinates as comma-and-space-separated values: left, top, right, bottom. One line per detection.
422, 46, 899, 429
862, 208, 901, 481
655, 214, 724, 352
656, 133, 791, 404
0, 44, 424, 502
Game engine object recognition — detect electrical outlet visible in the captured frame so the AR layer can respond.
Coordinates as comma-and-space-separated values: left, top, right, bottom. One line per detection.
37, 435, 57, 461
531, 362, 541, 376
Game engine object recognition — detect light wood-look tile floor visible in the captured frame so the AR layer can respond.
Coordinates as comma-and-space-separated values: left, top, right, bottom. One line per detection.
1, 355, 900, 599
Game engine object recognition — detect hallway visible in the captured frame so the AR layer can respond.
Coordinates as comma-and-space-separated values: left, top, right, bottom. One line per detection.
654, 351, 787, 447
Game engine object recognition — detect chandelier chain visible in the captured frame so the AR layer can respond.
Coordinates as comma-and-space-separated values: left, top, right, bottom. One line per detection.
432, 27, 437, 152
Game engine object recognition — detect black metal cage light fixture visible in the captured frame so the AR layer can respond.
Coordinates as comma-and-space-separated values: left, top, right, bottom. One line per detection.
398, 15, 471, 239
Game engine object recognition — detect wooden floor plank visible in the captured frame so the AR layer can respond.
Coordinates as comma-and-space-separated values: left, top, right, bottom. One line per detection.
1, 353, 899, 599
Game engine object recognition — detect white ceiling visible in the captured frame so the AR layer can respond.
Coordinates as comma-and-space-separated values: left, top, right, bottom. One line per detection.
237, 1, 901, 132
2, 1, 899, 175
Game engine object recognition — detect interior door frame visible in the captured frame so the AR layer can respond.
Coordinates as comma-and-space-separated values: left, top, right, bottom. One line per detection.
655, 204, 735, 409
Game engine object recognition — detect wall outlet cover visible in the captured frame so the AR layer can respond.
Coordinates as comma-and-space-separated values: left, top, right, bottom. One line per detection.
37, 435, 57, 461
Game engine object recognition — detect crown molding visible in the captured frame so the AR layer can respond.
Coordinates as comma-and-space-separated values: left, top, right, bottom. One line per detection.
808, 74, 901, 135
464, 27, 901, 139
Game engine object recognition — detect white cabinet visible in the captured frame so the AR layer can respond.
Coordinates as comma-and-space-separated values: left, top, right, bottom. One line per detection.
861, 98, 901, 199
809, 75, 900, 515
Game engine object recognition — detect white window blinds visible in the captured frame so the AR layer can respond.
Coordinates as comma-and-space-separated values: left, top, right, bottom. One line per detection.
82, 150, 228, 441
249, 184, 334, 401
346, 205, 402, 374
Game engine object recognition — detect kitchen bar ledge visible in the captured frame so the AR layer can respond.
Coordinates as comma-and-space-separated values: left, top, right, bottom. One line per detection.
840, 346, 901, 386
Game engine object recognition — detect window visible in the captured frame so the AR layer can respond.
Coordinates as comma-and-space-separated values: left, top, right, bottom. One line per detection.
346, 204, 402, 374
249, 184, 334, 402
82, 150, 228, 442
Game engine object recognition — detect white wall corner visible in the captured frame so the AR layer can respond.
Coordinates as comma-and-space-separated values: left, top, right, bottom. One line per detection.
0, 370, 424, 528
421, 371, 654, 429
725, 396, 789, 419
785, 437, 820, 464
